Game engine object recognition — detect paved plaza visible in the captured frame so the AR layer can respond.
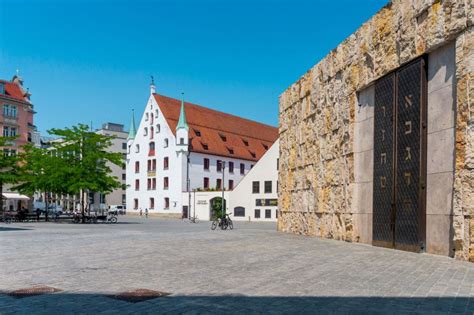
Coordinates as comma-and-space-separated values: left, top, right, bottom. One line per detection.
1, 217, 474, 314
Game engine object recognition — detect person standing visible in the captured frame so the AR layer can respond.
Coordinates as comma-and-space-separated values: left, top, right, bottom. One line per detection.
145, 208, 148, 219
36, 208, 41, 222
139, 208, 143, 217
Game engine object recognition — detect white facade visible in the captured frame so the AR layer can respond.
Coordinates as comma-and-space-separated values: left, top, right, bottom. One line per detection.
126, 91, 256, 216
181, 140, 279, 222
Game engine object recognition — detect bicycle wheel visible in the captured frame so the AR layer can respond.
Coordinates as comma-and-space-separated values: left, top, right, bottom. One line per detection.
211, 220, 217, 230
221, 219, 228, 230
110, 216, 117, 224
228, 219, 233, 230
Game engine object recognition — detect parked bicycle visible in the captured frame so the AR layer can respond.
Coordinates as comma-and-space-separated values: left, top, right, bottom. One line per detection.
189, 215, 199, 223
211, 213, 233, 230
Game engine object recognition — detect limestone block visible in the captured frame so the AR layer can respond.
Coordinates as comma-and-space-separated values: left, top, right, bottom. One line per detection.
427, 127, 455, 174
426, 172, 454, 215
352, 181, 373, 215
428, 42, 456, 93
354, 150, 373, 183
354, 118, 374, 153
426, 214, 453, 256
428, 86, 455, 134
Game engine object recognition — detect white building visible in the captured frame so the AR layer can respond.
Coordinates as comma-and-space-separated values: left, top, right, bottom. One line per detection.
182, 140, 279, 222
126, 82, 279, 218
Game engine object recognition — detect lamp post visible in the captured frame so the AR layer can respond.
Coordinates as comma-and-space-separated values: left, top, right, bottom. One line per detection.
221, 161, 225, 222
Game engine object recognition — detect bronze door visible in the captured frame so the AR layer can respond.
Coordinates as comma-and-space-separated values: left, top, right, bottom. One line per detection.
372, 58, 427, 252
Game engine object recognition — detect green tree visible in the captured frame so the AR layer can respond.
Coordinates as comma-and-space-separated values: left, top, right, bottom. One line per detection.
0, 136, 20, 214
14, 144, 70, 221
48, 124, 123, 222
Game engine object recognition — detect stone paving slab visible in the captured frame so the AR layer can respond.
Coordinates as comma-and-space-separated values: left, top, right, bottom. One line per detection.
0, 217, 473, 313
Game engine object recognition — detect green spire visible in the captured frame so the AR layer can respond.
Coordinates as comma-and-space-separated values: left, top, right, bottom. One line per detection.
176, 92, 189, 131
128, 109, 137, 140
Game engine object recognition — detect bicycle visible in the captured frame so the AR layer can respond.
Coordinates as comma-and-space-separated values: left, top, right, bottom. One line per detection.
189, 216, 199, 223
210, 213, 233, 230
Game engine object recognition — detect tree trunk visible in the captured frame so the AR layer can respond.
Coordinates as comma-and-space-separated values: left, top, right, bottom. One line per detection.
81, 189, 85, 223
0, 180, 3, 221
44, 190, 49, 222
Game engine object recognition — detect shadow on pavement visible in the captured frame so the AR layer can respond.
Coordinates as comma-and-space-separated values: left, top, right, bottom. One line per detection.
0, 226, 32, 232
0, 293, 472, 313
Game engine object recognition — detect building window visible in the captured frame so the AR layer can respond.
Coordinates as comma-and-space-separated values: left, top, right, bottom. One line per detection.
3, 127, 9, 137
255, 209, 260, 218
252, 181, 259, 194
147, 178, 151, 190
149, 142, 155, 156
135, 144, 140, 153
276, 209, 278, 218
217, 160, 222, 172
228, 162, 234, 173
3, 104, 17, 117
194, 129, 201, 136
122, 143, 127, 150
147, 160, 151, 171
179, 137, 184, 144
156, 124, 160, 133
150, 198, 155, 209
249, 151, 256, 159
216, 178, 222, 190
152, 159, 156, 171
234, 207, 245, 217
150, 127, 154, 139
150, 113, 154, 124
135, 179, 140, 191
204, 158, 210, 170
10, 128, 16, 137
152, 178, 156, 190
134, 199, 138, 209
145, 113, 149, 121
264, 181, 272, 193
122, 194, 126, 204
265, 209, 271, 219
164, 197, 170, 209
201, 142, 208, 150
219, 133, 227, 142
242, 138, 249, 146
277, 158, 279, 170
227, 147, 234, 155
262, 143, 269, 150
144, 127, 148, 136
228, 180, 234, 190
204, 177, 209, 189
164, 177, 169, 189
164, 138, 169, 148
164, 157, 169, 170
122, 174, 126, 180
240, 163, 245, 175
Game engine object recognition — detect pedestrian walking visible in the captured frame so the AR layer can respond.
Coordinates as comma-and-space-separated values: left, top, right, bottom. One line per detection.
36, 208, 41, 222
145, 208, 148, 218
139, 208, 143, 216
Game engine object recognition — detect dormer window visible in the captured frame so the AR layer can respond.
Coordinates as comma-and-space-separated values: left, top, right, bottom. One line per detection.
249, 150, 256, 158
150, 113, 154, 124
201, 142, 208, 150
194, 129, 201, 137
227, 147, 234, 155
262, 143, 269, 150
219, 133, 227, 142
242, 138, 249, 146
155, 109, 159, 117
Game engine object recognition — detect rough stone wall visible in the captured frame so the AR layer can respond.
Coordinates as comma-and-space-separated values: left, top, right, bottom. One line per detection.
453, 26, 474, 261
278, 0, 473, 260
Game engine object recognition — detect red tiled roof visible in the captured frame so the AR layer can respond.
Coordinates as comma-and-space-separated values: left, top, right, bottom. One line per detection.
153, 93, 278, 162
0, 80, 27, 103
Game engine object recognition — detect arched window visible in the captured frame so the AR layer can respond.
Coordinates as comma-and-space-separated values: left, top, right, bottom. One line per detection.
150, 113, 154, 124
149, 142, 155, 156
164, 138, 169, 148
156, 124, 160, 133
135, 144, 140, 153
155, 109, 159, 117
144, 127, 148, 136
150, 127, 154, 139
145, 113, 149, 121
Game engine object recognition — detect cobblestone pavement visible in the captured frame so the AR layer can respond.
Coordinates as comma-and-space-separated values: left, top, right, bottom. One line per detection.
1, 217, 474, 314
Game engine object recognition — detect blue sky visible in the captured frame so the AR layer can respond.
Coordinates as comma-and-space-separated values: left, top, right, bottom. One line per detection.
0, 0, 387, 134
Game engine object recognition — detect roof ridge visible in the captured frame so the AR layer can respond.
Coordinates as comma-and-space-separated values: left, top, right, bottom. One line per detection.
154, 93, 277, 130
166, 117, 276, 142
